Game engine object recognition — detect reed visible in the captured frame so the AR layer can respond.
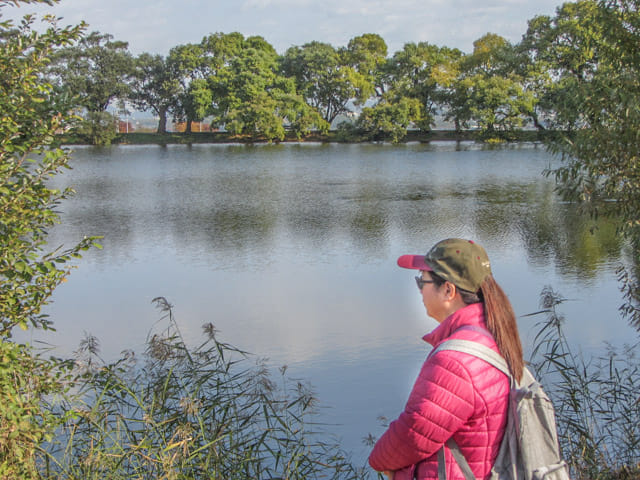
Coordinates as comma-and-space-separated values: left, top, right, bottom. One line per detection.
529, 286, 640, 480
38, 297, 367, 479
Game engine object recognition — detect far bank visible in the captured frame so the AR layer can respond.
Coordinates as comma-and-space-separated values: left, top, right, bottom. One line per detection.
58, 129, 551, 146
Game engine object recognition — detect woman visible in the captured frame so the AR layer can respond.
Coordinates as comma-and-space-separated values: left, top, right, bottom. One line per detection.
369, 238, 524, 480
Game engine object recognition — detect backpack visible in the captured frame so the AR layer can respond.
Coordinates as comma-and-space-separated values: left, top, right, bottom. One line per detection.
432, 339, 570, 480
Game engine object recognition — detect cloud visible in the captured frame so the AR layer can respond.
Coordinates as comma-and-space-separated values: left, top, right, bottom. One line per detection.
242, 0, 313, 8
2, 0, 564, 56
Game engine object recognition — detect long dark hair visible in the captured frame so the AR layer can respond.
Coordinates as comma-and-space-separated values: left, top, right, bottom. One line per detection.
429, 272, 524, 382
480, 275, 524, 382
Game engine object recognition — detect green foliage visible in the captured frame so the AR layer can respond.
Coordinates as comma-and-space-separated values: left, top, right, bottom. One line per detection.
130, 53, 182, 133
0, 340, 74, 479
451, 73, 535, 136
465, 33, 512, 74
210, 36, 326, 141
540, 0, 640, 331
49, 31, 133, 112
280, 41, 369, 124
530, 287, 640, 480
41, 298, 366, 480
200, 31, 244, 71
342, 33, 388, 99
184, 78, 213, 126
0, 1, 98, 336
0, 1, 98, 477
73, 111, 118, 146
443, 35, 536, 137
166, 42, 207, 133
519, 0, 605, 130
382, 42, 465, 131
357, 97, 422, 142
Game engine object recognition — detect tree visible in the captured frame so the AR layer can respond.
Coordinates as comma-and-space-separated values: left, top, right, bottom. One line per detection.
280, 41, 368, 124
50, 31, 133, 112
518, 1, 604, 130
444, 34, 533, 136
211, 35, 327, 140
168, 33, 254, 134
0, 1, 97, 477
167, 41, 208, 133
356, 41, 462, 140
357, 97, 423, 142
200, 31, 244, 71
342, 33, 388, 99
382, 42, 464, 131
448, 73, 535, 135
542, 0, 640, 331
464, 33, 511, 75
130, 53, 181, 133
47, 30, 133, 144
183, 77, 213, 130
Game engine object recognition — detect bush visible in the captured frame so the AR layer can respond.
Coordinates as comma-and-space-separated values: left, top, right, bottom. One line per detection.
0, 3, 98, 477
356, 98, 422, 143
74, 111, 119, 146
0, 340, 75, 479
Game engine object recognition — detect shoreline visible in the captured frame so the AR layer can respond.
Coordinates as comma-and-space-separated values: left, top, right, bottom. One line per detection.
58, 129, 551, 146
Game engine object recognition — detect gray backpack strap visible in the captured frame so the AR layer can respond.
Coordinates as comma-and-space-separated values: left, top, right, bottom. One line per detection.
432, 339, 511, 378
437, 446, 448, 480
437, 439, 477, 480
447, 439, 477, 480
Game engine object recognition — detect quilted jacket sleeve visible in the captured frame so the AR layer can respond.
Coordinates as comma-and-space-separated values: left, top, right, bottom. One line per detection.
369, 351, 475, 472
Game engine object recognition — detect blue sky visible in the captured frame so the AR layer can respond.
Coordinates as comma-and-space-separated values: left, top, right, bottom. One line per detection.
4, 0, 566, 56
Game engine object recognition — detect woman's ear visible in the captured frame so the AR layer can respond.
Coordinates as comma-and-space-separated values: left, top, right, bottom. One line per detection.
444, 282, 457, 301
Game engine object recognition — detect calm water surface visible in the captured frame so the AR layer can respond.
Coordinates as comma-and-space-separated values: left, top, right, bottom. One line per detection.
23, 141, 635, 467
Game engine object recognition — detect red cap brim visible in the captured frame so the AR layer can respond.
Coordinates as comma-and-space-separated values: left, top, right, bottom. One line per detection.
397, 254, 432, 270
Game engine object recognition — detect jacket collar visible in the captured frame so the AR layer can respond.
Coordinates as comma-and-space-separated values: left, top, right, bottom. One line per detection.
422, 302, 485, 346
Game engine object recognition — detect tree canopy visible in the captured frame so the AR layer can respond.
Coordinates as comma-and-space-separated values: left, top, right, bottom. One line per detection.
29, 0, 636, 145
50, 31, 133, 112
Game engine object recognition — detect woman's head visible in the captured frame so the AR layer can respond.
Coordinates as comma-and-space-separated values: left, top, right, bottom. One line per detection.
415, 269, 481, 322
398, 238, 492, 294
399, 238, 524, 381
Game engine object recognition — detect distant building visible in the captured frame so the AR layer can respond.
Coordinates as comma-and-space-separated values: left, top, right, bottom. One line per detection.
118, 120, 134, 133
172, 121, 211, 133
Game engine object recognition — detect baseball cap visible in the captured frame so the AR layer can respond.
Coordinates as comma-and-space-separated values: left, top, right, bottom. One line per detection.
397, 238, 492, 293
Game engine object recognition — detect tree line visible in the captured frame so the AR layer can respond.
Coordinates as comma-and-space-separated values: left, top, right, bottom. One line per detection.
29, 0, 621, 143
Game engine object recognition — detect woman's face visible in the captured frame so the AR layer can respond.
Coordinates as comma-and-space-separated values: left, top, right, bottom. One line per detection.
419, 271, 449, 323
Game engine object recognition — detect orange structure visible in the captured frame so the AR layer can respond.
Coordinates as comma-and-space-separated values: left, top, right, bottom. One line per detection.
173, 121, 211, 132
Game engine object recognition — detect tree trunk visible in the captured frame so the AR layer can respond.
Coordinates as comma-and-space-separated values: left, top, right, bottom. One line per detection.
185, 118, 193, 134
531, 112, 546, 131
157, 106, 168, 134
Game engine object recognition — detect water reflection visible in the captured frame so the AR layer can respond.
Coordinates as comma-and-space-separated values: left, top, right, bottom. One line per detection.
55, 144, 620, 270
31, 142, 633, 467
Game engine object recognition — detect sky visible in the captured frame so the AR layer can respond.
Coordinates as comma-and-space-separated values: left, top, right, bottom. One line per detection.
3, 0, 567, 56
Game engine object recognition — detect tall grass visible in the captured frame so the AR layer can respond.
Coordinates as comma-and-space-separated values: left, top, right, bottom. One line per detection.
529, 286, 640, 480
38, 297, 367, 479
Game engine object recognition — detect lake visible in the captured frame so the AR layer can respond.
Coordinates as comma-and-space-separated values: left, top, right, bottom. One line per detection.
21, 141, 636, 468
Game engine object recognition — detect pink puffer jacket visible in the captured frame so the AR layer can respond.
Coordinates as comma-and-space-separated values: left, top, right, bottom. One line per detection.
369, 303, 509, 480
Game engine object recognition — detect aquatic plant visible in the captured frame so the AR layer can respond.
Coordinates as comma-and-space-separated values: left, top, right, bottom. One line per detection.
39, 297, 366, 480
529, 286, 640, 480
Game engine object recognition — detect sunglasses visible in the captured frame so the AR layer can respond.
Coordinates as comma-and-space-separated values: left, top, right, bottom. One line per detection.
415, 276, 435, 290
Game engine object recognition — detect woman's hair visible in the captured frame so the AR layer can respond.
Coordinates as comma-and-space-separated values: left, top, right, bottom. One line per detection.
479, 275, 524, 382
428, 271, 524, 382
